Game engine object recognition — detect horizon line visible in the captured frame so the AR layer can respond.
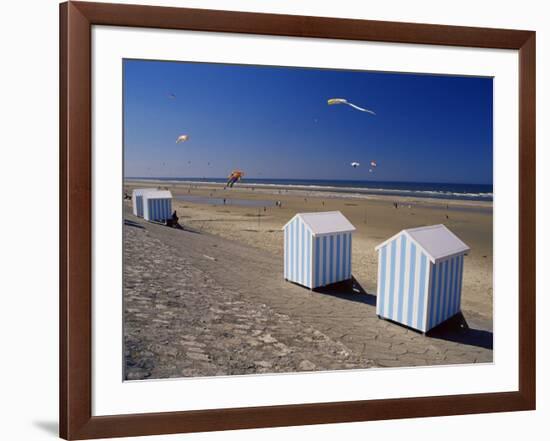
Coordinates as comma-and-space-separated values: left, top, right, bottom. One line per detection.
125, 176, 493, 187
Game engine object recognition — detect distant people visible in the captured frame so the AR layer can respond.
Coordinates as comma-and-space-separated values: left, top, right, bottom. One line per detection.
263, 206, 267, 212
223, 198, 226, 205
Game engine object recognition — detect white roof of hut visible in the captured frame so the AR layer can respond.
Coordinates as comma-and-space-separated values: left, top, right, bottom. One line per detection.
132, 188, 155, 196
375, 224, 470, 263
143, 190, 172, 199
283, 211, 356, 236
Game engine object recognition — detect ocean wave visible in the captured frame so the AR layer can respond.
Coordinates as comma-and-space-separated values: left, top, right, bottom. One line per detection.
128, 178, 493, 201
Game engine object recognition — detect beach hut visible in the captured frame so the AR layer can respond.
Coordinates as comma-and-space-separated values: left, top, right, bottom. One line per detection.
375, 224, 470, 333
132, 188, 154, 217
283, 211, 356, 289
143, 190, 173, 222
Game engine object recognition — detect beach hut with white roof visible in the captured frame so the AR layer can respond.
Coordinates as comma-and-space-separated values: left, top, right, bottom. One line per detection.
143, 190, 173, 222
283, 211, 356, 289
375, 224, 470, 333
132, 188, 154, 217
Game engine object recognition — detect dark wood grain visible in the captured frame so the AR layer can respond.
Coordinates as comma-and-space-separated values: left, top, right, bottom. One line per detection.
74, 1, 532, 49
518, 33, 536, 408
59, 3, 67, 437
59, 2, 536, 439
60, 2, 92, 439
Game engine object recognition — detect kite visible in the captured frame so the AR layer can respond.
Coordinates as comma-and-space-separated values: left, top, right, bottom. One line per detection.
225, 170, 244, 188
168, 93, 176, 99
350, 162, 360, 168
327, 98, 376, 115
370, 160, 377, 168
176, 134, 189, 143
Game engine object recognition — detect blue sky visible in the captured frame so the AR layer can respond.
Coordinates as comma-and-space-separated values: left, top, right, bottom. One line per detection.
124, 59, 493, 184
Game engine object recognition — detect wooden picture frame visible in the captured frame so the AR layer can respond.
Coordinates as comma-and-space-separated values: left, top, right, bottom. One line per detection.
59, 1, 536, 439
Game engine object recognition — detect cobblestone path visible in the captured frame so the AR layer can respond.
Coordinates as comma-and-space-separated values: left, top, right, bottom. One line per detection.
124, 213, 492, 380
124, 223, 374, 379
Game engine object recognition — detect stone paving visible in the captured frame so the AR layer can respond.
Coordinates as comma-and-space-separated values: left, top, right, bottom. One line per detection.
123, 213, 492, 380
124, 222, 374, 380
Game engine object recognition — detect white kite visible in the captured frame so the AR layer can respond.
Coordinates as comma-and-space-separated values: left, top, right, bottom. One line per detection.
176, 134, 189, 143
328, 98, 376, 115
350, 162, 360, 168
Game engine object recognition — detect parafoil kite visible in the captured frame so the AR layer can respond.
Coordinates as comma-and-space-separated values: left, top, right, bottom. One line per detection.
327, 98, 375, 115
226, 170, 244, 188
350, 162, 360, 168
176, 134, 189, 143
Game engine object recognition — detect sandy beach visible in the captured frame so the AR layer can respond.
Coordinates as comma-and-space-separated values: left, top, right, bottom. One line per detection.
123, 179, 493, 379
126, 179, 492, 320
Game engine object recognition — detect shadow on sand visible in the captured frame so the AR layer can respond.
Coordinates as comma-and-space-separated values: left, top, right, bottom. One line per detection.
124, 219, 144, 229
313, 277, 377, 307
427, 312, 493, 350
313, 278, 492, 351
124, 218, 203, 235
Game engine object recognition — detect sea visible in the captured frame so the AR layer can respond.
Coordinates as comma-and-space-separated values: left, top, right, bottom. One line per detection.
127, 177, 493, 202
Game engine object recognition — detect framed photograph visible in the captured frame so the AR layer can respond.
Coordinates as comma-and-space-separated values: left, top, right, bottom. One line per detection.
60, 1, 536, 439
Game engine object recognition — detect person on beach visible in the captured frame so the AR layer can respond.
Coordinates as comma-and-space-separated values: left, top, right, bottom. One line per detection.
167, 210, 182, 229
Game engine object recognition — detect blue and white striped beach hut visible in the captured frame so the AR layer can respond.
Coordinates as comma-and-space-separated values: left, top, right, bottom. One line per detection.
375, 224, 470, 333
143, 190, 172, 222
132, 188, 155, 217
283, 211, 356, 289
